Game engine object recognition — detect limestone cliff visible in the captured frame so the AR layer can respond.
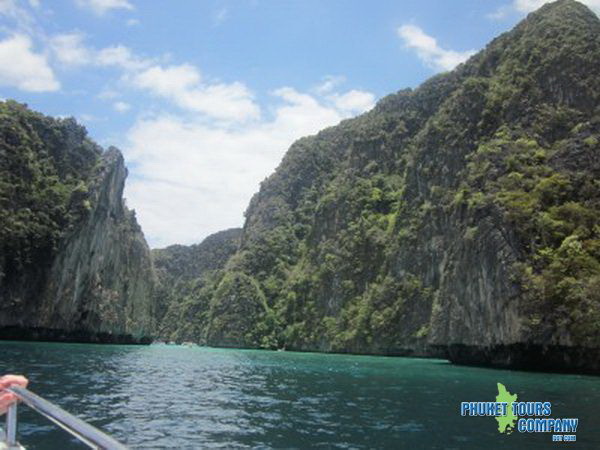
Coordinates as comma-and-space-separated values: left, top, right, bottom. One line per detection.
0, 101, 155, 343
152, 228, 242, 342
184, 0, 600, 373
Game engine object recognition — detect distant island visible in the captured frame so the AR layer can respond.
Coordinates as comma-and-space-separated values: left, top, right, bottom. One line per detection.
1, 0, 598, 374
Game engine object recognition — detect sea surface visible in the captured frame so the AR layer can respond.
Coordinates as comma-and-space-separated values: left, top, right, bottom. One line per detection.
1, 341, 598, 449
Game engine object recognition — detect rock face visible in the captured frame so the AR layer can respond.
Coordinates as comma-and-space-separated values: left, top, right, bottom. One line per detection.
152, 228, 242, 342
176, 0, 600, 373
0, 101, 155, 343
2, 1, 599, 374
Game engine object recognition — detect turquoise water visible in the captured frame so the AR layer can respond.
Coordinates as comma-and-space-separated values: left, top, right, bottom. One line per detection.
1, 341, 599, 449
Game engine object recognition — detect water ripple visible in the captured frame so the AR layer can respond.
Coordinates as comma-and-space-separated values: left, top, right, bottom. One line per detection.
1, 343, 599, 449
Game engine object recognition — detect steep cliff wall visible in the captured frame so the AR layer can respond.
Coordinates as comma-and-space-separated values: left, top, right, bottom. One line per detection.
152, 228, 242, 342
0, 101, 156, 343
190, 0, 600, 373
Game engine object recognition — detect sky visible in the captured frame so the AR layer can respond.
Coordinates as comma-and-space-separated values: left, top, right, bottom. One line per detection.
1, 0, 599, 248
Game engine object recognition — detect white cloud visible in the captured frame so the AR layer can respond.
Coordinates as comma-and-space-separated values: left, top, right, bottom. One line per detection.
212, 7, 228, 26
126, 18, 140, 26
123, 85, 375, 247
47, 32, 259, 123
113, 101, 130, 112
97, 88, 119, 99
0, 3, 375, 248
270, 87, 344, 131
0, 0, 18, 15
133, 64, 199, 93
397, 24, 476, 72
513, 0, 550, 12
486, 5, 513, 20
75, 0, 134, 15
330, 90, 375, 115
0, 0, 37, 35
96, 45, 150, 71
50, 32, 91, 66
312, 76, 375, 114
489, 0, 600, 19
514, 0, 600, 12
79, 113, 96, 122
314, 75, 346, 94
49, 33, 152, 72
0, 34, 59, 91
132, 64, 260, 122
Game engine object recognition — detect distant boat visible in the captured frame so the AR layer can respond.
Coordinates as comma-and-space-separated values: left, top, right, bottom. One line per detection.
182, 341, 197, 347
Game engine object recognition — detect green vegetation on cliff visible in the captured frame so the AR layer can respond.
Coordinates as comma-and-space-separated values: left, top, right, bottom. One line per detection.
160, 0, 600, 372
0, 100, 155, 342
153, 228, 242, 342
0, 100, 101, 307
0, 100, 100, 298
1, 1, 598, 372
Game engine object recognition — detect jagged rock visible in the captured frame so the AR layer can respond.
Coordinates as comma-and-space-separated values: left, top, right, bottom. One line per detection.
0, 102, 155, 343
177, 0, 600, 373
152, 228, 242, 342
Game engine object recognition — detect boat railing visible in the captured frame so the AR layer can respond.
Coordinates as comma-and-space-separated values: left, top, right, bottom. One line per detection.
1, 385, 127, 450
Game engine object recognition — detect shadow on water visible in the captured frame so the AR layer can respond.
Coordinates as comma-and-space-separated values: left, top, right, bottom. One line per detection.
2, 341, 599, 449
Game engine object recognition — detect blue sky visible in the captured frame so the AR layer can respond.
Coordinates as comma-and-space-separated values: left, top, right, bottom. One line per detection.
1, 0, 598, 247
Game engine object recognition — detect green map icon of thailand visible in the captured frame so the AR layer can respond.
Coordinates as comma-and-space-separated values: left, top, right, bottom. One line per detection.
496, 383, 518, 434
